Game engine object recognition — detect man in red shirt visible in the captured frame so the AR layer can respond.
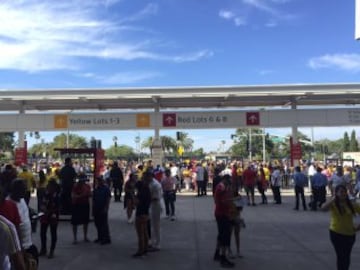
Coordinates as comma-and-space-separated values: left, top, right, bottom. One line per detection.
213, 174, 235, 268
242, 165, 257, 206
0, 185, 21, 230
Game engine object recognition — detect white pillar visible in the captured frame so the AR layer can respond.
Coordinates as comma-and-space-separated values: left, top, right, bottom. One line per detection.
151, 105, 163, 166
18, 107, 25, 147
291, 103, 299, 167
262, 128, 266, 162
249, 128, 252, 161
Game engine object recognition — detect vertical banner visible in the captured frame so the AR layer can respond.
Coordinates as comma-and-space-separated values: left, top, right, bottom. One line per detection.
356, 0, 360, 39
15, 147, 27, 166
95, 149, 105, 178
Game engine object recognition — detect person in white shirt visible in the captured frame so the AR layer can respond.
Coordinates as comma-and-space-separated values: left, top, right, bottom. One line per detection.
8, 180, 33, 248
271, 166, 282, 204
170, 163, 181, 192
196, 163, 205, 197
148, 170, 163, 250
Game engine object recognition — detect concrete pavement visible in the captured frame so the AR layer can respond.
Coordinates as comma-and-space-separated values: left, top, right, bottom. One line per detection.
31, 189, 360, 270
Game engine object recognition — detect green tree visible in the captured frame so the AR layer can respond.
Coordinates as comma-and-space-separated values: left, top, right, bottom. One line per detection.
343, 132, 350, 152
191, 147, 205, 158
278, 131, 313, 160
142, 136, 177, 154
230, 128, 274, 160
47, 133, 88, 158
328, 139, 343, 156
0, 132, 15, 151
176, 132, 194, 152
350, 130, 359, 152
105, 145, 137, 160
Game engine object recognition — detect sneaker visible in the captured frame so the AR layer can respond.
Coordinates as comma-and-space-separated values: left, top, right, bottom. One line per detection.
237, 253, 244, 258
93, 239, 100, 243
220, 256, 235, 268
228, 252, 235, 259
170, 215, 176, 221
148, 246, 160, 252
213, 250, 220, 261
100, 240, 111, 245
132, 252, 144, 258
48, 251, 54, 259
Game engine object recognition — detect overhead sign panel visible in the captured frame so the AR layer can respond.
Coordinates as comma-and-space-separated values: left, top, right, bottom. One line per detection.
0, 108, 360, 132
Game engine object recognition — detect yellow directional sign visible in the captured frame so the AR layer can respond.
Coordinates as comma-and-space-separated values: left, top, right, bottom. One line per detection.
177, 145, 184, 156
54, 115, 68, 129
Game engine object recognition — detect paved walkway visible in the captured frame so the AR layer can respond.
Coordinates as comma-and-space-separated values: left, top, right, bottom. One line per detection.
32, 189, 360, 270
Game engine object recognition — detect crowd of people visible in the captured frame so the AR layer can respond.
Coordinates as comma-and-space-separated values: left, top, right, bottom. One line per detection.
1, 157, 360, 269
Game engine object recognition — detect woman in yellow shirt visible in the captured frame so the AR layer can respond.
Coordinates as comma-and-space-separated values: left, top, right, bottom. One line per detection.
322, 185, 360, 270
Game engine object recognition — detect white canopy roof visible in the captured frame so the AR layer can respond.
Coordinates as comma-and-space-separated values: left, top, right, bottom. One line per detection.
1, 83, 360, 112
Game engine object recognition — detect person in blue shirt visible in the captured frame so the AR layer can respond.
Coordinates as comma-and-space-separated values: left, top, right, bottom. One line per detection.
293, 166, 308, 211
311, 167, 328, 211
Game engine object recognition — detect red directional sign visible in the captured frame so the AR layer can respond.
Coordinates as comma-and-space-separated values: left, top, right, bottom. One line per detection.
15, 147, 27, 166
291, 143, 302, 160
246, 112, 260, 126
163, 113, 176, 127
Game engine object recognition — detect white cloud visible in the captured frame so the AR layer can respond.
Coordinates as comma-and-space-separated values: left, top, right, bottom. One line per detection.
234, 17, 247, 26
308, 54, 360, 72
0, 1, 212, 72
241, 0, 296, 25
219, 9, 246, 27
101, 71, 161, 84
270, 0, 292, 3
258, 69, 275, 75
120, 3, 159, 23
219, 10, 235, 20
243, 0, 277, 15
78, 71, 161, 84
265, 21, 278, 27
171, 50, 214, 63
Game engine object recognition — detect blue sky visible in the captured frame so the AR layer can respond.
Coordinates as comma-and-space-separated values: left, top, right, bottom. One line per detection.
1, 0, 360, 152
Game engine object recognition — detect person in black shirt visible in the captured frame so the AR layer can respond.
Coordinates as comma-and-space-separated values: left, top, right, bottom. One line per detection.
133, 172, 152, 257
93, 176, 111, 245
59, 157, 77, 215
110, 161, 124, 202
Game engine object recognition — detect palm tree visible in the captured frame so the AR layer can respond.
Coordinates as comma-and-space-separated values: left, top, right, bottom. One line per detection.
142, 136, 177, 155
177, 132, 194, 152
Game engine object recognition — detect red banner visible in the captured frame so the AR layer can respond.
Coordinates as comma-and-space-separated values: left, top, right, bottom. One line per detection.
95, 149, 105, 178
291, 143, 302, 160
15, 147, 27, 166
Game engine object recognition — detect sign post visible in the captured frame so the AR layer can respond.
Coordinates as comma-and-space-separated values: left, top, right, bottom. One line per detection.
290, 137, 302, 167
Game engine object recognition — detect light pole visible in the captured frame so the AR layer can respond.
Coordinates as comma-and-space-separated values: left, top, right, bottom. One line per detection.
135, 133, 141, 162
112, 136, 118, 147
